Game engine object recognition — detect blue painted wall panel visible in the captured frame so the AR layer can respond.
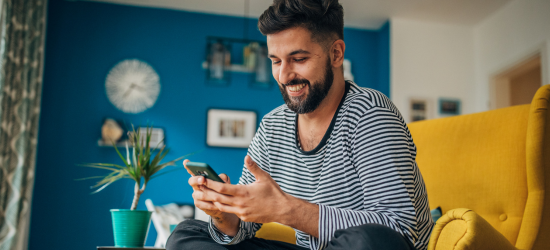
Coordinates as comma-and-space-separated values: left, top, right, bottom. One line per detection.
376, 21, 391, 97
29, 0, 390, 248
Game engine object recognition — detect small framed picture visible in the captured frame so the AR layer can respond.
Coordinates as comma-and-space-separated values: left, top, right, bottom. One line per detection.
206, 109, 257, 148
410, 99, 428, 122
439, 98, 461, 116
409, 98, 434, 122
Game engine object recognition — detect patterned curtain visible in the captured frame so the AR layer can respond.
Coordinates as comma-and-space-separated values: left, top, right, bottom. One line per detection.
0, 0, 47, 249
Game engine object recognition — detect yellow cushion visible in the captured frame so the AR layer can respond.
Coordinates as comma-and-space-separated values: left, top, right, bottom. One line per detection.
256, 222, 296, 244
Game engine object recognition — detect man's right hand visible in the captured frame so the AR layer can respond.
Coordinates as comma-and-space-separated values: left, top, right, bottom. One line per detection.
184, 159, 240, 236
188, 174, 229, 217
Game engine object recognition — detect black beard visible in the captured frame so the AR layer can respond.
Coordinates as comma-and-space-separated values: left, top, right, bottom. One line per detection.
279, 58, 334, 114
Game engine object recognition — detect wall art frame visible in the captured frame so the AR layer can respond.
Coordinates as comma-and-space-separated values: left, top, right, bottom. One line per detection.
438, 98, 461, 116
409, 98, 432, 122
206, 109, 257, 148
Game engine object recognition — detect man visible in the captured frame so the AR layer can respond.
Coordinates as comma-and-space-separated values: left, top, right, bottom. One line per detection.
167, 0, 434, 249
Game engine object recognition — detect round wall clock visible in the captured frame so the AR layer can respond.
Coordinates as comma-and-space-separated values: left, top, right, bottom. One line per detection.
106, 59, 160, 114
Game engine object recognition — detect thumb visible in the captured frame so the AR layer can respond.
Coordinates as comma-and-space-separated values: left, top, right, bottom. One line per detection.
183, 159, 193, 176
245, 155, 266, 181
219, 173, 231, 184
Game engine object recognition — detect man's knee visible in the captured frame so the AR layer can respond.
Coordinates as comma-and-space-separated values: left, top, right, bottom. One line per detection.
166, 219, 211, 249
175, 219, 209, 231
328, 223, 414, 250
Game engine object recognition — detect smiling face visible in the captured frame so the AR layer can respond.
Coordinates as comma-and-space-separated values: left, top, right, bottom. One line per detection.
267, 27, 335, 114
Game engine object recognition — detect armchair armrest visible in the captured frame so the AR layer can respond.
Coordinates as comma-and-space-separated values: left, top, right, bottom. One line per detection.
428, 208, 517, 250
256, 222, 296, 244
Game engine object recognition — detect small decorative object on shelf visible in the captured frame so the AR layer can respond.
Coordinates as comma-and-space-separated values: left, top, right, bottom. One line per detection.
250, 45, 271, 88
206, 109, 257, 148
205, 39, 231, 86
80, 125, 194, 248
243, 42, 259, 70
101, 118, 124, 143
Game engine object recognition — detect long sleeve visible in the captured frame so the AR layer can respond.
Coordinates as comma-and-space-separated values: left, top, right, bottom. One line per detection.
309, 106, 422, 249
207, 120, 269, 245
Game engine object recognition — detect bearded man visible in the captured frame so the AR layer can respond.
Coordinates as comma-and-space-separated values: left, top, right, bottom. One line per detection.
167, 0, 434, 249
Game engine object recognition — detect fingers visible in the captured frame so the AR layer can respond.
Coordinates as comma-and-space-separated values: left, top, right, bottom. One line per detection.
219, 173, 231, 184
188, 175, 207, 187
213, 203, 257, 223
188, 175, 207, 191
245, 155, 267, 181
204, 178, 240, 195
193, 187, 237, 206
203, 188, 237, 205
194, 199, 218, 211
213, 202, 241, 217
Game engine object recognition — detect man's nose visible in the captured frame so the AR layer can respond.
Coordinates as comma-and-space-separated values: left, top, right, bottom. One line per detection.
278, 61, 296, 85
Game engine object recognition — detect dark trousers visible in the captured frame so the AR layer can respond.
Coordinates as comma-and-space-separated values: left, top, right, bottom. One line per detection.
166, 219, 416, 250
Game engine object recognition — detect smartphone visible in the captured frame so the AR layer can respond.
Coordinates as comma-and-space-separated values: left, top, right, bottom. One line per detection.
185, 162, 225, 183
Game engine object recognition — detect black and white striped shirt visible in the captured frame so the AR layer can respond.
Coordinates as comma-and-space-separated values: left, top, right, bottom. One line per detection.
209, 81, 434, 250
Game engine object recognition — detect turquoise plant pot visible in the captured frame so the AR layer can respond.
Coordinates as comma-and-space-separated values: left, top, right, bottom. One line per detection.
110, 209, 152, 247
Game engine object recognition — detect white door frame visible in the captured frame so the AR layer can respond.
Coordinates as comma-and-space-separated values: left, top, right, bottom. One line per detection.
488, 40, 549, 109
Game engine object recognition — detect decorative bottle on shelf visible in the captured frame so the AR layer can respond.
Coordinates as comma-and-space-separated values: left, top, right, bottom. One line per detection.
209, 42, 224, 80
254, 45, 269, 84
244, 42, 259, 71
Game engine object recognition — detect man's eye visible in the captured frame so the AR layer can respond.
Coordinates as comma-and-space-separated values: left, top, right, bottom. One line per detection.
272, 61, 281, 65
294, 58, 306, 62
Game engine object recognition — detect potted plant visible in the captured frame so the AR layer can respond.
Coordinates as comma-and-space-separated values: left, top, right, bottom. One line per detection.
80, 125, 191, 247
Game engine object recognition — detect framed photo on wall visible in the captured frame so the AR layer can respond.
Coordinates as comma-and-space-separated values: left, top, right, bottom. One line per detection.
410, 99, 428, 122
206, 109, 257, 148
439, 98, 461, 116
409, 97, 434, 122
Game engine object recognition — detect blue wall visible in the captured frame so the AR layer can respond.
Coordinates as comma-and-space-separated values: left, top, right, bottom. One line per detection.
376, 22, 391, 97
29, 0, 390, 249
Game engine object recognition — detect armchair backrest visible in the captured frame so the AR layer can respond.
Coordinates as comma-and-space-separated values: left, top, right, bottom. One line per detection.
407, 84, 550, 249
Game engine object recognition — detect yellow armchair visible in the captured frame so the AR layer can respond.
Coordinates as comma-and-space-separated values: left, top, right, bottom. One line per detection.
257, 84, 550, 250
408, 84, 550, 250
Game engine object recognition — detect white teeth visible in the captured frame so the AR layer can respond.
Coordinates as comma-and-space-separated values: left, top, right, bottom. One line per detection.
288, 83, 306, 92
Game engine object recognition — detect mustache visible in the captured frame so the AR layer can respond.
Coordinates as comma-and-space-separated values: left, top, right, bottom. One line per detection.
282, 79, 310, 87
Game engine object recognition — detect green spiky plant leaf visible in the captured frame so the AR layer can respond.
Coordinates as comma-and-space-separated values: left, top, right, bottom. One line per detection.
79, 125, 196, 210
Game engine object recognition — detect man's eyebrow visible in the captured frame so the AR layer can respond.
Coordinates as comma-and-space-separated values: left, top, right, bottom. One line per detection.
268, 49, 311, 58
289, 49, 310, 56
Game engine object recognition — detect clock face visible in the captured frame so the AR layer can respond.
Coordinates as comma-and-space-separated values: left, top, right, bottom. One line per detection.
106, 59, 160, 114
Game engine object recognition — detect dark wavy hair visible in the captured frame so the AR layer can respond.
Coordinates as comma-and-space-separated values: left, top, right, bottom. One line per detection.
258, 0, 344, 46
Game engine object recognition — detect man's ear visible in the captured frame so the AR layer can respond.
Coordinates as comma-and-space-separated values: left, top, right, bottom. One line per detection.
330, 39, 345, 68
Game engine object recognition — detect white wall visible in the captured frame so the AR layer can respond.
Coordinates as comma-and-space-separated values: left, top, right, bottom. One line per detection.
391, 18, 476, 123
473, 0, 550, 112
